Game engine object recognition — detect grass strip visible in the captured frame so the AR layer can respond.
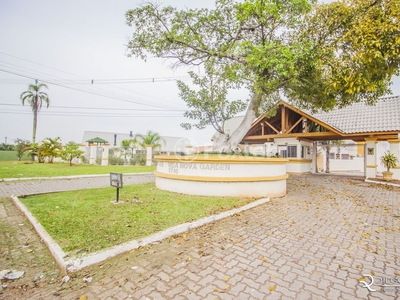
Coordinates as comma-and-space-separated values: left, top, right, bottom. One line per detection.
0, 161, 155, 179
20, 183, 255, 254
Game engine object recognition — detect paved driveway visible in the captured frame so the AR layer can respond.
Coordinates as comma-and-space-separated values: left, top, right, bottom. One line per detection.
0, 174, 399, 299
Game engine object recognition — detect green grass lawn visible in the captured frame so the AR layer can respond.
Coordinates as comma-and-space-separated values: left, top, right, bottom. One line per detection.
0, 151, 30, 161
0, 161, 155, 179
20, 183, 254, 254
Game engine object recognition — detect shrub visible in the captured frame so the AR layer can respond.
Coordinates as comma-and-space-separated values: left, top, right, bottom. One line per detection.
129, 154, 147, 166
109, 156, 125, 166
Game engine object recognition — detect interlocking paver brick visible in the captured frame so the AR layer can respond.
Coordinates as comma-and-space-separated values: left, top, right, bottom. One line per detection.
1, 174, 400, 299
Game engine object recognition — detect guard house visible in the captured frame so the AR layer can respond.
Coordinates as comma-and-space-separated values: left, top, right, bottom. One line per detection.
85, 137, 110, 165
240, 96, 400, 179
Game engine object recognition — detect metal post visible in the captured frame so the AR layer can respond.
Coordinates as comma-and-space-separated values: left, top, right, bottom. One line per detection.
116, 188, 119, 202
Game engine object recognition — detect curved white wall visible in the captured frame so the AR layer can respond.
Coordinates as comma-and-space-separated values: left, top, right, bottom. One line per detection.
154, 155, 288, 198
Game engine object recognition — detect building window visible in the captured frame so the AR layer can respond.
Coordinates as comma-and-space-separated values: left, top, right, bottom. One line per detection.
341, 154, 349, 160
288, 146, 297, 158
301, 146, 306, 158
278, 145, 287, 158
278, 145, 297, 158
329, 152, 335, 159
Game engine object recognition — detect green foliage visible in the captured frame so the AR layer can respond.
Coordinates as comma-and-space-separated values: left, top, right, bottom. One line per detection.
0, 143, 15, 151
117, 139, 136, 162
20, 137, 62, 163
125, 0, 313, 114
41, 137, 62, 163
126, 0, 400, 120
23, 142, 45, 163
380, 152, 398, 172
0, 161, 155, 179
20, 82, 50, 145
133, 130, 165, 151
21, 183, 254, 253
289, 0, 400, 111
129, 154, 146, 166
14, 138, 31, 161
60, 142, 84, 166
109, 156, 125, 166
178, 61, 247, 133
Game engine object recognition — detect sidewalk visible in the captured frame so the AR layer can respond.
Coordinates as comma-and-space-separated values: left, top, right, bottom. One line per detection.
0, 173, 155, 197
1, 174, 399, 299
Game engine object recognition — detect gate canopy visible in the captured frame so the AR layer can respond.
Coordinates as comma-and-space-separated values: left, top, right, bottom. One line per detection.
85, 137, 109, 144
242, 96, 400, 143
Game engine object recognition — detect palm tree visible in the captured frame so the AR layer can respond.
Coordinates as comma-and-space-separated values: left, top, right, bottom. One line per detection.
41, 137, 62, 163
20, 82, 50, 147
119, 139, 134, 163
133, 130, 165, 152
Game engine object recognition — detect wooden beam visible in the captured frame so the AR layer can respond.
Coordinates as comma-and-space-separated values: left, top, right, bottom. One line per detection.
246, 124, 262, 136
261, 124, 265, 136
243, 131, 343, 141
296, 137, 314, 143
287, 117, 303, 134
264, 120, 280, 134
281, 106, 286, 133
303, 119, 308, 133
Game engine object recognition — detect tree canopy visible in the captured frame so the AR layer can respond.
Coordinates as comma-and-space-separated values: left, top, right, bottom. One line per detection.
126, 0, 400, 150
60, 142, 84, 166
177, 61, 247, 134
133, 130, 165, 151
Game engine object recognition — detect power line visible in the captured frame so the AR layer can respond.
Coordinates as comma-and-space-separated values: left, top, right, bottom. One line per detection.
0, 103, 185, 112
0, 51, 190, 108
0, 110, 184, 118
0, 68, 186, 110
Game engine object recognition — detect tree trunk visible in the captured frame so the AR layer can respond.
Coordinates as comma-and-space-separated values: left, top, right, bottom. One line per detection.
212, 93, 258, 152
325, 148, 330, 173
32, 97, 38, 162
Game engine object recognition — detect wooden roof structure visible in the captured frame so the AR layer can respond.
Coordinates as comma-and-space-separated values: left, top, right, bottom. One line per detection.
242, 98, 400, 144
85, 137, 109, 144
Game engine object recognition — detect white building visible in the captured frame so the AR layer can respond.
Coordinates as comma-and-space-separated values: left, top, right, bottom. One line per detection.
224, 96, 400, 178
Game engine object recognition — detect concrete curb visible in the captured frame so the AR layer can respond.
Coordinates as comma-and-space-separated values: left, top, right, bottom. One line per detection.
365, 179, 400, 187
11, 195, 270, 273
11, 195, 68, 273
1, 172, 154, 182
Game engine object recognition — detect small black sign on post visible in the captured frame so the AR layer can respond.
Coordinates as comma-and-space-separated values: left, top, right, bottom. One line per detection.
110, 172, 123, 202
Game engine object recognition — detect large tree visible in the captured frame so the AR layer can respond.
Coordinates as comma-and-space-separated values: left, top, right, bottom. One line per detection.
20, 83, 50, 147
126, 0, 400, 151
177, 60, 247, 136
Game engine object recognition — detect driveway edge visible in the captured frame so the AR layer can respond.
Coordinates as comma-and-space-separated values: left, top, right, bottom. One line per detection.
11, 195, 270, 273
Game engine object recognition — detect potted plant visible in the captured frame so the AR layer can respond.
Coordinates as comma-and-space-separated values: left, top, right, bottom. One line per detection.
380, 152, 399, 181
